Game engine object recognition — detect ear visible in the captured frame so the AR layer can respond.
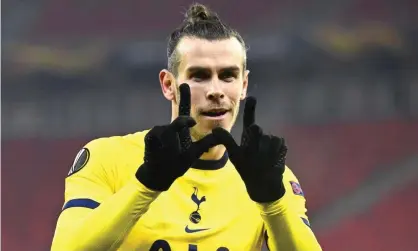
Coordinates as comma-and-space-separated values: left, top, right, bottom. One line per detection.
159, 69, 176, 101
240, 70, 250, 100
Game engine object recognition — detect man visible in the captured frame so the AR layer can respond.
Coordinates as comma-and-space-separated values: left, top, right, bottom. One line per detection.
51, 3, 322, 251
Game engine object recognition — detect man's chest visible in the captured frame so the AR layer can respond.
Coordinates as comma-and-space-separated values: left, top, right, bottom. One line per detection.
118, 169, 265, 251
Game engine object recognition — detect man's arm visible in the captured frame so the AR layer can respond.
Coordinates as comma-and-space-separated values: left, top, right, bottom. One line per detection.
212, 97, 322, 250
257, 167, 322, 251
52, 84, 220, 251
51, 138, 161, 251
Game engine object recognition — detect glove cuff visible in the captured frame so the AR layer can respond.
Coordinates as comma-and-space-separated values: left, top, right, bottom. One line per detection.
135, 164, 172, 192
246, 178, 286, 203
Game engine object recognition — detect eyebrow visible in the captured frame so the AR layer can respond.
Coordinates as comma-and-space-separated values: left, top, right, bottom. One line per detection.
186, 66, 241, 74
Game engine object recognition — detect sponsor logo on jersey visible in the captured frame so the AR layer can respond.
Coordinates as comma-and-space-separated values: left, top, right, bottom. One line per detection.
185, 225, 210, 233
290, 181, 304, 196
68, 148, 90, 176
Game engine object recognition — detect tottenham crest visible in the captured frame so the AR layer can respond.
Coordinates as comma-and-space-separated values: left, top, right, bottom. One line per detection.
189, 187, 206, 224
68, 148, 90, 176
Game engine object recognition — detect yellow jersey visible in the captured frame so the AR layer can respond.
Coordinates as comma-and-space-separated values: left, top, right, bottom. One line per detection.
51, 130, 321, 251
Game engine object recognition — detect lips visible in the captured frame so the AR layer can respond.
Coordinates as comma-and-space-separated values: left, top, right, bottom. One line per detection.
201, 108, 229, 117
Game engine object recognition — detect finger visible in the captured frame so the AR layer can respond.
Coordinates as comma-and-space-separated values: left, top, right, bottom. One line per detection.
160, 126, 181, 152
189, 134, 220, 158
270, 136, 284, 149
247, 124, 263, 139
243, 97, 257, 129
179, 127, 192, 150
212, 127, 240, 157
270, 136, 287, 166
169, 116, 195, 150
179, 83, 191, 117
269, 136, 283, 153
241, 124, 263, 154
169, 116, 196, 132
243, 124, 263, 146
145, 126, 166, 150
259, 134, 272, 154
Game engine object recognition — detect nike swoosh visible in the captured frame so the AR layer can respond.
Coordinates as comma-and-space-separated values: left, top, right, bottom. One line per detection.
185, 225, 210, 233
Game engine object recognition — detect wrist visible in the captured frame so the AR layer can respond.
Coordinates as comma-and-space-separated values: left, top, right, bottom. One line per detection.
135, 163, 172, 192
130, 178, 162, 199
245, 178, 286, 203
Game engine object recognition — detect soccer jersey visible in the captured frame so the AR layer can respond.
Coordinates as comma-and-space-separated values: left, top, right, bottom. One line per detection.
51, 130, 321, 251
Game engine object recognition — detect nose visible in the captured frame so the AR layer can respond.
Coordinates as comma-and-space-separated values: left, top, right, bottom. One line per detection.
206, 82, 225, 101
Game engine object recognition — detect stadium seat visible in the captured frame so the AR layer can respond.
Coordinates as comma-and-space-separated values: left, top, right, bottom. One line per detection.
32, 0, 287, 39
281, 121, 418, 212
318, 180, 418, 251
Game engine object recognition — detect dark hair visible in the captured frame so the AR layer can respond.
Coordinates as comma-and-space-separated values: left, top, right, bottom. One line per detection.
167, 3, 247, 76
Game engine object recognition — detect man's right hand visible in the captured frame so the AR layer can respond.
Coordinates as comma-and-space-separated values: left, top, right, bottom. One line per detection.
136, 83, 220, 191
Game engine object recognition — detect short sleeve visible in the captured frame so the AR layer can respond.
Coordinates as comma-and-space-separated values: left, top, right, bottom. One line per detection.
63, 138, 116, 209
282, 166, 309, 220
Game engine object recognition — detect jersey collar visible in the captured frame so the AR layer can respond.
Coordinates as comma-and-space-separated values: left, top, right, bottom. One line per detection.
191, 151, 229, 170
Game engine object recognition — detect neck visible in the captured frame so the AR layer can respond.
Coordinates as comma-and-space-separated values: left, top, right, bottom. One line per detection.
199, 145, 226, 161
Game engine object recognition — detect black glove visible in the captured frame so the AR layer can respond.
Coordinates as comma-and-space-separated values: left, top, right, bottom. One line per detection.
212, 97, 287, 203
136, 84, 220, 191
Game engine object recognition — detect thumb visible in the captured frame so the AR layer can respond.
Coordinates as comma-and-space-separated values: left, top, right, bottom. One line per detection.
169, 116, 196, 132
243, 97, 257, 129
212, 127, 241, 158
189, 134, 220, 158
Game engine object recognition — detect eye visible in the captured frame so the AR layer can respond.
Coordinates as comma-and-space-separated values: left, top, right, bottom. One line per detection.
191, 71, 210, 82
220, 72, 237, 82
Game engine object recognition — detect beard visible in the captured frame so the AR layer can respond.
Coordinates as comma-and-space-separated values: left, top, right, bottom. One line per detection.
189, 103, 240, 141
189, 119, 223, 141
190, 126, 209, 141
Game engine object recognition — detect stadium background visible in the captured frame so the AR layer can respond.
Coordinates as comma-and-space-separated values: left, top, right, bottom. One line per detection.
2, 0, 418, 250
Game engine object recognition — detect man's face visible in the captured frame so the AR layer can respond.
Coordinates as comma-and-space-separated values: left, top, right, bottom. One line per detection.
172, 37, 248, 140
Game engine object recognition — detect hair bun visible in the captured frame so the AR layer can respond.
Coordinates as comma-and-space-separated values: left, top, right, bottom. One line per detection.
185, 3, 215, 23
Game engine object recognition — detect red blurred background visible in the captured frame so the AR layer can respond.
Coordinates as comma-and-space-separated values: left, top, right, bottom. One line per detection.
2, 0, 418, 250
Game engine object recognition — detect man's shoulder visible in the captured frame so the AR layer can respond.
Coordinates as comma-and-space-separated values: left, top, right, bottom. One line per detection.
283, 165, 306, 198
67, 129, 150, 179
283, 165, 298, 181
85, 129, 150, 152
